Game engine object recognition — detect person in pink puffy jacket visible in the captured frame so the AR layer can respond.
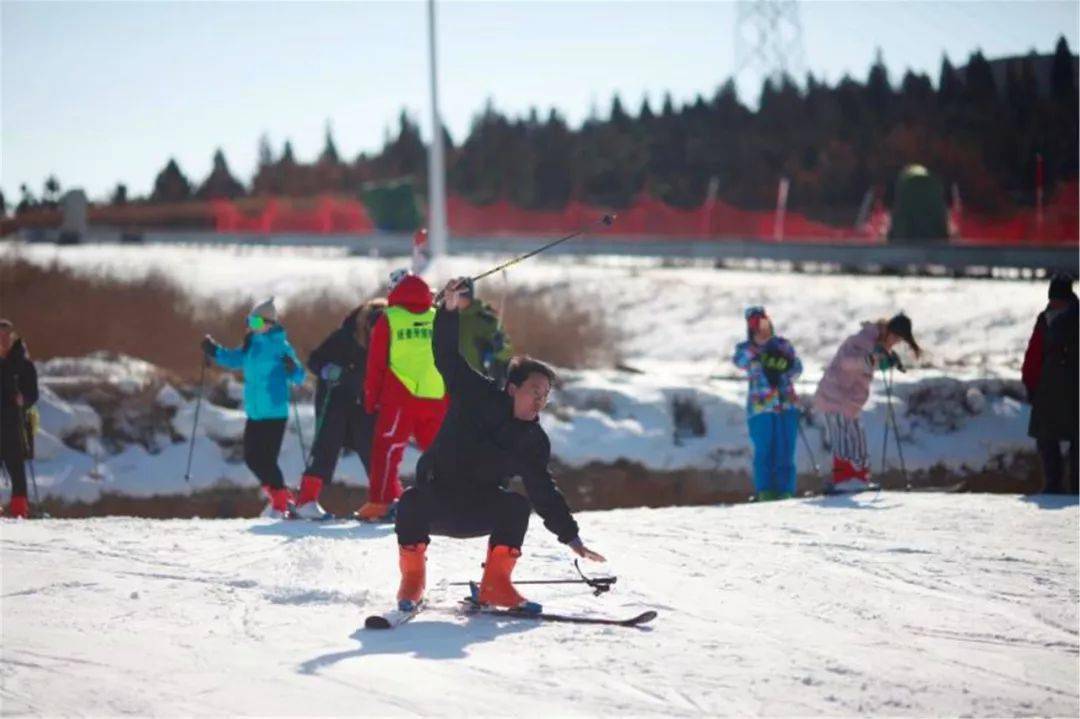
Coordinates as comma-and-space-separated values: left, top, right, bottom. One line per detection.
813, 313, 921, 492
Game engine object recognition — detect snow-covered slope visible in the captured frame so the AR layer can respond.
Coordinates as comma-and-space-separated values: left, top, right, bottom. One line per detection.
7, 242, 1049, 503
10, 241, 1044, 376
2, 494, 1076, 716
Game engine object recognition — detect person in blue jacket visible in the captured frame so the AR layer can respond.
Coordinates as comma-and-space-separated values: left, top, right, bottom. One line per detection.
733, 306, 804, 501
202, 297, 306, 518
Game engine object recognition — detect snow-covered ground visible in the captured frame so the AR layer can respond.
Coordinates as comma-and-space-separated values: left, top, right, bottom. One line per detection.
5, 241, 1049, 503
2, 494, 1077, 716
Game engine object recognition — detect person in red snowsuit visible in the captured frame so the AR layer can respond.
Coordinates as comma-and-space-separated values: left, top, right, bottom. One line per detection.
356, 273, 448, 521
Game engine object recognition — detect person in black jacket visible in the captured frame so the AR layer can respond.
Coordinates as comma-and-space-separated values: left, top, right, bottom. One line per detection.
293, 298, 387, 518
1021, 274, 1079, 494
393, 278, 605, 614
0, 319, 40, 519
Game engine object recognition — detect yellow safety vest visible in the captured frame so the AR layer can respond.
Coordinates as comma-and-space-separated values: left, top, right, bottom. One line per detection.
385, 306, 445, 399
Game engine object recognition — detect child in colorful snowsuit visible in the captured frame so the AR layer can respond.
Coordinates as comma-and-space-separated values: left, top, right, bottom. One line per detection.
293, 298, 386, 519
202, 298, 306, 518
357, 273, 448, 522
733, 307, 803, 501
814, 313, 920, 492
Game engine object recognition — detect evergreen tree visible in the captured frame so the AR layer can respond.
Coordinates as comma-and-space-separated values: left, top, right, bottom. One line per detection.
196, 149, 245, 200
150, 159, 193, 202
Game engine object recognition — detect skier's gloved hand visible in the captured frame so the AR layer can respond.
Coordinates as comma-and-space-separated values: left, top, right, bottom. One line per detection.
282, 355, 299, 374
320, 363, 343, 382
568, 537, 607, 562
440, 278, 470, 311
201, 335, 217, 359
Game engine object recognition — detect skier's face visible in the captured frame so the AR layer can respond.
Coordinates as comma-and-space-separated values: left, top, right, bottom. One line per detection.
0, 327, 11, 355
508, 372, 551, 421
752, 317, 773, 343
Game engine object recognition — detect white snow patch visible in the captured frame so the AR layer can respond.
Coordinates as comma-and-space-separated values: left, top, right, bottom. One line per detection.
0, 494, 1075, 716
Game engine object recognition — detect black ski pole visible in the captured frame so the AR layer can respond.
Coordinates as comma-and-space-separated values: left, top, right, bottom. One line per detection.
450, 561, 617, 596
796, 412, 821, 476
880, 366, 890, 477
14, 376, 41, 507
436, 214, 615, 301
184, 359, 208, 483
885, 368, 909, 483
291, 392, 308, 461
307, 379, 337, 467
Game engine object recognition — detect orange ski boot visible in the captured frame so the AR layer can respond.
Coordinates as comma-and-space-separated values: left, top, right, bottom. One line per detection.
396, 543, 427, 611
476, 545, 541, 614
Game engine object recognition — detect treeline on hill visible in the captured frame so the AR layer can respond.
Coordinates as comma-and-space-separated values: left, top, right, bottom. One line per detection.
5, 39, 1077, 223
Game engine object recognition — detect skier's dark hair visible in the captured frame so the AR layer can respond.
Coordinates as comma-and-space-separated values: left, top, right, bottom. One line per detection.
505, 356, 556, 388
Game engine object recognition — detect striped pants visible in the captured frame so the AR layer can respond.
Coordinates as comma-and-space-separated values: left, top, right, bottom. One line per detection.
823, 412, 869, 468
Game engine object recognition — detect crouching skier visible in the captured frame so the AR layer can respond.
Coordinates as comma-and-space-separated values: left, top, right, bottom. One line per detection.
733, 306, 803, 501
202, 298, 306, 518
293, 298, 387, 519
394, 278, 605, 614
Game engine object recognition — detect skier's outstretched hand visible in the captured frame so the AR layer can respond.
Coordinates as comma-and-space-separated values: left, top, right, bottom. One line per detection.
569, 538, 607, 562
201, 335, 217, 359
440, 278, 469, 311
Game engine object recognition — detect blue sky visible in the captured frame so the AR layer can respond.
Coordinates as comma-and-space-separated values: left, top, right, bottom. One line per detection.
2, 1, 1077, 201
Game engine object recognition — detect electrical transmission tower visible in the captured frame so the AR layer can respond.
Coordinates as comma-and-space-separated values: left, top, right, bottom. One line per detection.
734, 0, 806, 88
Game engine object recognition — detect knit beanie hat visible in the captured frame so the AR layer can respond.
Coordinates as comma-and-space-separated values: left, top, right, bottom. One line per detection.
251, 297, 278, 322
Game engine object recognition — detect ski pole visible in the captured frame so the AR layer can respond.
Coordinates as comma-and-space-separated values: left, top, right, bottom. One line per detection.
291, 392, 308, 461
450, 561, 618, 596
13, 381, 41, 506
880, 367, 890, 477
184, 359, 208, 482
435, 214, 615, 302
885, 368, 908, 482
796, 413, 821, 476
26, 455, 40, 506
470, 214, 615, 283
306, 378, 337, 467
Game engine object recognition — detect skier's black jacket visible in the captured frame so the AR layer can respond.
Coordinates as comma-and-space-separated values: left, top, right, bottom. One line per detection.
0, 337, 39, 455
423, 307, 579, 544
307, 310, 368, 412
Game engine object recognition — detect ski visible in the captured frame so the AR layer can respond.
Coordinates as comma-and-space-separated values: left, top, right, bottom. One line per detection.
904, 480, 967, 493
364, 600, 425, 630
821, 482, 881, 496
461, 601, 657, 628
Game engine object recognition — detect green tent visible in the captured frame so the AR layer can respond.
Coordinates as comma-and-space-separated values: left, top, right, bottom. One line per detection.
361, 179, 421, 232
888, 165, 949, 244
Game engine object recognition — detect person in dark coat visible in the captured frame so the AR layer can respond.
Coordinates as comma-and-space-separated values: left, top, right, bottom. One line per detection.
1021, 274, 1079, 494
0, 319, 40, 518
392, 278, 605, 615
293, 298, 386, 519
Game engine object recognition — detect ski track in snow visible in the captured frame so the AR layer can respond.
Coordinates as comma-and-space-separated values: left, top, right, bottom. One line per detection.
2, 494, 1077, 716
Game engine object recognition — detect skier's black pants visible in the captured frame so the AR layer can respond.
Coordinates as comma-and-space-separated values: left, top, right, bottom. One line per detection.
1037, 438, 1079, 494
243, 419, 287, 490
0, 416, 28, 498
395, 482, 531, 549
304, 397, 375, 482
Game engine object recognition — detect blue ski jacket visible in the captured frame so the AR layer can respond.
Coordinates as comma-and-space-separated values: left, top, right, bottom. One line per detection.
212, 325, 306, 420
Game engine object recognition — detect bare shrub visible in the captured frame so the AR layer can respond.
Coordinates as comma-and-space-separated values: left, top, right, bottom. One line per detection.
0, 257, 621, 381
484, 287, 621, 369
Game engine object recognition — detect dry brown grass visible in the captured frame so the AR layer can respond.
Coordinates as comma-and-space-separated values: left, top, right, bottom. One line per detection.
0, 257, 619, 382
486, 287, 621, 369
